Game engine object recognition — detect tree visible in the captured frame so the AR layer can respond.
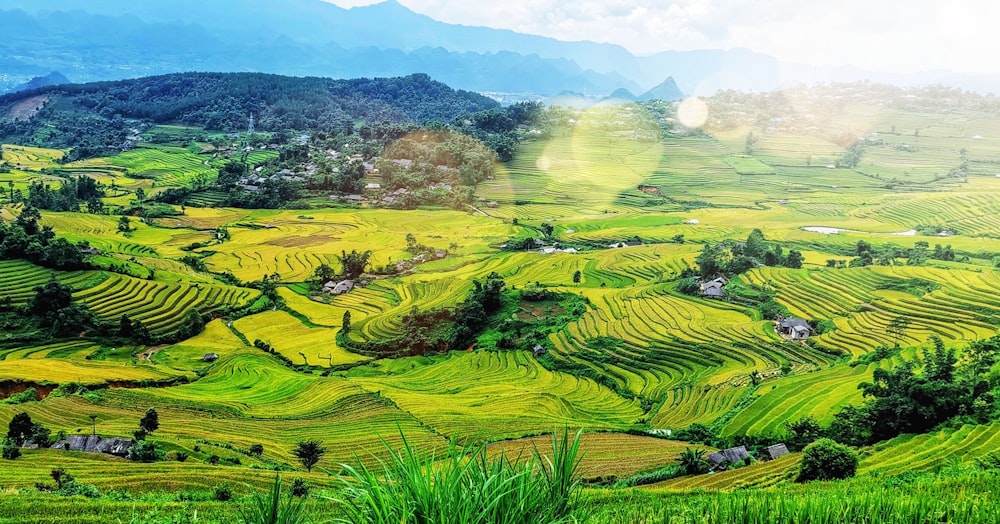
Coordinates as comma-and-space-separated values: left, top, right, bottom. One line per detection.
745, 229, 767, 259
139, 408, 159, 436
695, 243, 724, 278
1, 437, 20, 460
29, 423, 51, 447
785, 250, 804, 269
313, 263, 335, 286
341, 310, 351, 335
135, 188, 146, 202
540, 222, 554, 237
339, 250, 373, 279
7, 412, 34, 445
784, 416, 823, 451
677, 447, 710, 475
292, 440, 326, 472
572, 270, 582, 284
127, 440, 162, 462
249, 443, 264, 457
117, 215, 131, 234
886, 316, 910, 347
796, 438, 858, 482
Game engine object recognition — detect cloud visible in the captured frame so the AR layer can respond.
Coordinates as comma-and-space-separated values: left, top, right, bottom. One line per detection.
322, 0, 1000, 74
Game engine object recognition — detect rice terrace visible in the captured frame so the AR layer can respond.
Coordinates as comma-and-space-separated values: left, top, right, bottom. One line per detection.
3, 2, 1000, 523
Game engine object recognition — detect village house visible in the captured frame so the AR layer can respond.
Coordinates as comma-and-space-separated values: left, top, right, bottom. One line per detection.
708, 445, 750, 469
777, 317, 811, 340
323, 280, 354, 295
765, 443, 790, 460
202, 353, 219, 362
700, 277, 727, 298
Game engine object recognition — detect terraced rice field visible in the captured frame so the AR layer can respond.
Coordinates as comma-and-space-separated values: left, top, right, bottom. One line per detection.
73, 273, 259, 333
487, 432, 705, 480
352, 351, 643, 440
860, 423, 1000, 475
4, 99, 1000, 506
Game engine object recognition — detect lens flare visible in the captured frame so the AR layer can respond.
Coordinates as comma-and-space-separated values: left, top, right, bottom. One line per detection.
677, 97, 708, 129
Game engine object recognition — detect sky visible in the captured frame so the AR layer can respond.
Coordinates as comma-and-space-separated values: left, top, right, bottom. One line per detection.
325, 0, 1000, 74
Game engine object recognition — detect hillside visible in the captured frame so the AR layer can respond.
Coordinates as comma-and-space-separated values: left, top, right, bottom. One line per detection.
2, 78, 1000, 521
0, 72, 499, 159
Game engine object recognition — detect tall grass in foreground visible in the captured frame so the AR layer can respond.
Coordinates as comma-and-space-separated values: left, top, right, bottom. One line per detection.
239, 474, 310, 524
332, 430, 583, 524
574, 469, 1000, 523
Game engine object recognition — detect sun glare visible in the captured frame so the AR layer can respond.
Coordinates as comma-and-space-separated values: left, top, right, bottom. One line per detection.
677, 97, 708, 129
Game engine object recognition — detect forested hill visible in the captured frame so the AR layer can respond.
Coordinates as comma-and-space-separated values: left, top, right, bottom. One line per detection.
0, 72, 499, 159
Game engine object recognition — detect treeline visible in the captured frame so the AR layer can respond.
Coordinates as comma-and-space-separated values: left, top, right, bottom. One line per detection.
0, 73, 499, 159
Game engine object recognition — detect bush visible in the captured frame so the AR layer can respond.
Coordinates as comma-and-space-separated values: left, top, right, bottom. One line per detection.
2, 437, 20, 460
797, 438, 858, 482
126, 440, 162, 462
175, 451, 189, 462
214, 484, 233, 502
291, 478, 309, 497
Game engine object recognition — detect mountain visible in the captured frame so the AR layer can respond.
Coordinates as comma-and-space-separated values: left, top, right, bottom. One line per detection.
0, 0, 993, 97
0, 72, 500, 159
600, 88, 638, 104
638, 77, 683, 102
0, 0, 638, 96
12, 71, 70, 93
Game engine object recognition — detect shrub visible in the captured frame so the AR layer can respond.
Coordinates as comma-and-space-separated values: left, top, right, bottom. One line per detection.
249, 443, 264, 456
2, 437, 21, 460
797, 438, 858, 482
214, 484, 233, 502
1, 387, 37, 405
291, 478, 308, 498
175, 451, 189, 462
208, 454, 220, 465
677, 448, 711, 475
127, 440, 162, 462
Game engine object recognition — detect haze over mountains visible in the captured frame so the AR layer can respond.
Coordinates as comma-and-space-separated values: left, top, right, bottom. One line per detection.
2, 0, 997, 97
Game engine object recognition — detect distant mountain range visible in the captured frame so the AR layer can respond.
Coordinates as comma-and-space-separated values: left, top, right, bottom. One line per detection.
1, 0, 996, 98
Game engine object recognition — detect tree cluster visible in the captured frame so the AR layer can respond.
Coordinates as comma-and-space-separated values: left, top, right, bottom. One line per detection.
0, 207, 88, 270
693, 229, 803, 279
25, 178, 104, 212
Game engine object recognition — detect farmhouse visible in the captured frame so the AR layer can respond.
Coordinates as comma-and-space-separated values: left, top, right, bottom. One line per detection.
777, 317, 811, 340
50, 435, 135, 458
202, 353, 219, 362
323, 280, 354, 295
700, 277, 727, 298
365, 183, 382, 190
533, 345, 547, 357
765, 443, 790, 460
708, 445, 750, 469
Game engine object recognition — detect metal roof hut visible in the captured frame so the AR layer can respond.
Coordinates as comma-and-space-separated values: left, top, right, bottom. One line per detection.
708, 445, 750, 469
766, 443, 790, 460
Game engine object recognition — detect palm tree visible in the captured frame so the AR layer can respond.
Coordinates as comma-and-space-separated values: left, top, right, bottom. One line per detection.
677, 447, 710, 475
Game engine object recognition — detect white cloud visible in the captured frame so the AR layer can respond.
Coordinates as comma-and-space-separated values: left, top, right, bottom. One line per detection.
323, 0, 1000, 74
